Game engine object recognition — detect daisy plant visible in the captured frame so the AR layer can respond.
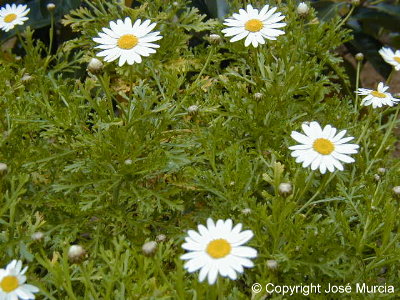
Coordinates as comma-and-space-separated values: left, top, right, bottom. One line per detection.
222, 4, 286, 47
0, 3, 30, 32
180, 218, 257, 285
355, 82, 399, 108
93, 17, 162, 66
0, 260, 39, 300
379, 47, 400, 72
289, 122, 359, 174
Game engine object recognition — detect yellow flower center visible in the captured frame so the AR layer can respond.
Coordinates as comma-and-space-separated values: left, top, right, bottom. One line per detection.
4, 13, 17, 23
117, 34, 138, 50
394, 57, 400, 63
313, 138, 335, 155
0, 276, 19, 293
245, 19, 263, 32
206, 239, 231, 259
371, 91, 386, 98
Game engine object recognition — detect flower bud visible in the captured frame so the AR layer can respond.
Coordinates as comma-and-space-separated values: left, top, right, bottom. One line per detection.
254, 92, 263, 100
278, 182, 293, 197
209, 34, 222, 44
21, 73, 33, 83
393, 186, 400, 197
351, 0, 360, 5
47, 3, 56, 12
156, 234, 166, 243
297, 2, 309, 16
377, 168, 386, 175
0, 163, 8, 175
355, 53, 364, 61
374, 174, 381, 182
87, 58, 104, 74
266, 259, 278, 270
241, 208, 252, 215
187, 105, 199, 115
31, 231, 44, 241
142, 241, 157, 257
68, 245, 86, 262
124, 159, 133, 165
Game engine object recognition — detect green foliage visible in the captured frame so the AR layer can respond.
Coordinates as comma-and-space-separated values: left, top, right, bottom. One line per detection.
1, 0, 400, 299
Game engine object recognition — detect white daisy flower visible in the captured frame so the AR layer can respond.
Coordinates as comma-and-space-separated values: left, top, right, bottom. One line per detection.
355, 82, 399, 108
180, 218, 257, 285
93, 17, 162, 66
379, 47, 400, 71
289, 122, 359, 174
0, 3, 30, 32
221, 4, 286, 48
0, 260, 39, 300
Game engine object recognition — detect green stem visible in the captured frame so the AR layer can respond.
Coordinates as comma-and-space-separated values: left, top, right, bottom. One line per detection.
386, 69, 395, 85
357, 181, 381, 254
297, 172, 336, 214
217, 277, 224, 299
354, 60, 362, 114
15, 30, 28, 53
295, 171, 315, 203
96, 75, 114, 117
49, 12, 55, 55
373, 107, 399, 159
369, 0, 386, 5
336, 5, 355, 30
356, 109, 375, 144
43, 13, 55, 71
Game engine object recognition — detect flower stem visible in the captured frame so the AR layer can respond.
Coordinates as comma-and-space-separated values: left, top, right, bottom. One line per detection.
297, 172, 336, 214
15, 30, 28, 53
48, 11, 55, 55
43, 12, 55, 71
336, 5, 355, 30
356, 108, 375, 144
354, 59, 362, 114
386, 68, 395, 85
96, 74, 114, 118
373, 106, 399, 159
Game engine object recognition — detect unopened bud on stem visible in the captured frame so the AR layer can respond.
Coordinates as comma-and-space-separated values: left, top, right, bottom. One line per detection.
47, 3, 56, 12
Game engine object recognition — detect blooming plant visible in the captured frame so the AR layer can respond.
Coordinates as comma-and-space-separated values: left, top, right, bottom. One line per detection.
356, 82, 398, 108
0, 260, 38, 300
93, 17, 162, 66
0, 3, 29, 32
181, 218, 257, 284
222, 4, 286, 47
289, 122, 359, 174
0, 0, 400, 298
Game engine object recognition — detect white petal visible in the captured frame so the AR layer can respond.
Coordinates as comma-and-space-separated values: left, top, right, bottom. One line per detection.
231, 246, 257, 258
291, 131, 312, 145
331, 152, 355, 163
207, 265, 219, 285
319, 161, 327, 174
181, 251, 202, 260
198, 262, 212, 282
229, 230, 253, 246
230, 31, 249, 42
301, 151, 319, 168
182, 241, 203, 251
185, 256, 208, 273
311, 155, 323, 170
187, 230, 204, 243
